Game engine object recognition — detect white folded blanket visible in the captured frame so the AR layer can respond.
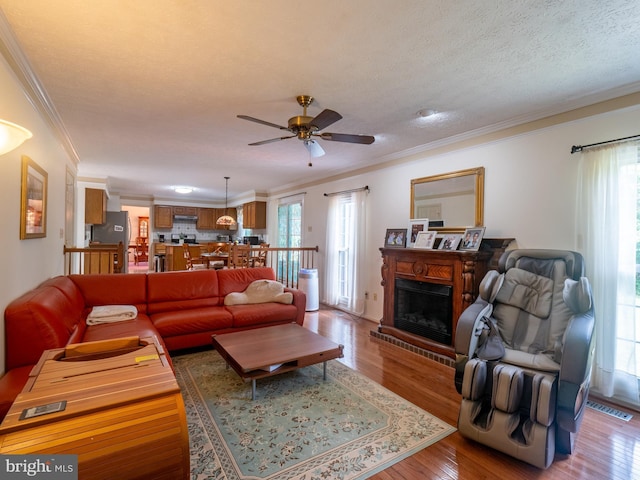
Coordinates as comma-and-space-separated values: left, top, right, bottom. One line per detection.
87, 305, 138, 325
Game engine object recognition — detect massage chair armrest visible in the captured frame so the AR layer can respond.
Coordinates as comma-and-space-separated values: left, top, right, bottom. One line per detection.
455, 298, 492, 356
454, 298, 491, 394
557, 309, 596, 431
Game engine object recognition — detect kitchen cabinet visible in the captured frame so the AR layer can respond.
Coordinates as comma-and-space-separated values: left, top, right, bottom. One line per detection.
197, 208, 216, 230
85, 188, 106, 224
198, 208, 237, 230
172, 206, 198, 216
243, 201, 266, 229
154, 205, 173, 229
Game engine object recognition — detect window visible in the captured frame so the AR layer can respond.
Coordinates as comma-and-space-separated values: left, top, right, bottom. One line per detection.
629, 160, 640, 377
577, 141, 640, 407
277, 197, 303, 282
277, 201, 301, 249
324, 188, 367, 315
336, 195, 354, 304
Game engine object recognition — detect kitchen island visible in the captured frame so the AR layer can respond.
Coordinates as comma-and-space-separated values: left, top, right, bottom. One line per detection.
155, 243, 201, 271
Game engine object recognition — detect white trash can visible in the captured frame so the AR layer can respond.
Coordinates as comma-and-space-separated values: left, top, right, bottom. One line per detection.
298, 268, 319, 311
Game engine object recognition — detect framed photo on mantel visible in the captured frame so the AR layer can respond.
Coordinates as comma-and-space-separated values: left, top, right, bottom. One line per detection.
407, 218, 428, 248
413, 230, 437, 249
437, 233, 462, 251
459, 227, 486, 251
384, 229, 407, 248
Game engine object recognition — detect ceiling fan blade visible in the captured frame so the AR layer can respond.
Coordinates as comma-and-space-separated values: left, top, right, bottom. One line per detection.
309, 109, 342, 131
319, 132, 375, 144
237, 115, 289, 130
249, 135, 295, 146
304, 139, 325, 157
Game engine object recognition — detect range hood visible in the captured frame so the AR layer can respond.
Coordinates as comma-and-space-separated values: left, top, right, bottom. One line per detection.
173, 214, 198, 221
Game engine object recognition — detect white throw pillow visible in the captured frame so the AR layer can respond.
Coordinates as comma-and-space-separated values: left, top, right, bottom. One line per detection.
224, 279, 293, 305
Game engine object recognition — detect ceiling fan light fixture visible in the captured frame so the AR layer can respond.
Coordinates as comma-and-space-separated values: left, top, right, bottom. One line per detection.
216, 176, 237, 227
237, 95, 375, 154
304, 139, 325, 158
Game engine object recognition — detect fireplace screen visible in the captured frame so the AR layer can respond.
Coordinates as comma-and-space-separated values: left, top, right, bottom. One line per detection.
394, 278, 453, 345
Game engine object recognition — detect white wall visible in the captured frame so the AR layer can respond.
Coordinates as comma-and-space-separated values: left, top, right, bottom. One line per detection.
274, 104, 640, 322
0, 56, 76, 374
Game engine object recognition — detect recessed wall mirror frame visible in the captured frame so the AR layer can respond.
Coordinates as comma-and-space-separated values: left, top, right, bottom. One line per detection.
410, 167, 484, 233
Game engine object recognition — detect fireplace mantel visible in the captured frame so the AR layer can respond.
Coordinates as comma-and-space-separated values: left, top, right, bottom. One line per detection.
378, 243, 509, 358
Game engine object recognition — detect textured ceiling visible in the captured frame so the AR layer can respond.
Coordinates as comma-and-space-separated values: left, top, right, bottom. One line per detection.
1, 1, 640, 202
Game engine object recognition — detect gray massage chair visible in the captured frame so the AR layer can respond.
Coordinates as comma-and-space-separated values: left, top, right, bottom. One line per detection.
454, 249, 595, 469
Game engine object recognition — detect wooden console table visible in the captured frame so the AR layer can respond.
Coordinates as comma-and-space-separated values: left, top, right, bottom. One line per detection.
379, 239, 512, 358
0, 336, 189, 480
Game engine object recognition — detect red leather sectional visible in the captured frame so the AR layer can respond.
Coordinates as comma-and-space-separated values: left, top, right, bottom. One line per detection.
0, 267, 306, 421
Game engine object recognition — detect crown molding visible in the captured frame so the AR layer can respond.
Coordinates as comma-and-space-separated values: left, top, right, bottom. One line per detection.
269, 88, 640, 199
0, 10, 80, 166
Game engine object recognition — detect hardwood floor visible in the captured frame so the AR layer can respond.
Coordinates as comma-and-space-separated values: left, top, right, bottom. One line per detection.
304, 306, 640, 480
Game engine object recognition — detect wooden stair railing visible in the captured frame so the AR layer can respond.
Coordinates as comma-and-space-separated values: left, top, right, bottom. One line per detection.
62, 243, 317, 284
63, 242, 125, 274
249, 246, 318, 289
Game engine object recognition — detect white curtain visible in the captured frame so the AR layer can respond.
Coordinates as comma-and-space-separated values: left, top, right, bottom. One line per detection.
324, 189, 367, 315
324, 194, 341, 307
576, 141, 639, 406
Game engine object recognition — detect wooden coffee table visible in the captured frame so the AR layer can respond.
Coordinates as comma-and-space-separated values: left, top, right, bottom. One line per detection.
211, 323, 344, 399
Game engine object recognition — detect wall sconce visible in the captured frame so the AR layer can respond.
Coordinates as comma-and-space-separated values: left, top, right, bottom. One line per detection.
0, 119, 32, 155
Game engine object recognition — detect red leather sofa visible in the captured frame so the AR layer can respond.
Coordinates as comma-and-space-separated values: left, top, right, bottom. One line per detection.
1, 267, 305, 421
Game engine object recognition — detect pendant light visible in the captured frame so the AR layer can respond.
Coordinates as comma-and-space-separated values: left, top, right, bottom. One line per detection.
216, 176, 236, 226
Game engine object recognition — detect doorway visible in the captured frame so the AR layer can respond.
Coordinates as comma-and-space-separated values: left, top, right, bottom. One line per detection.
122, 205, 150, 273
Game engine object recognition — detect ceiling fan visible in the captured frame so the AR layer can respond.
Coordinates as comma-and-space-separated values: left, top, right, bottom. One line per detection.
237, 95, 375, 158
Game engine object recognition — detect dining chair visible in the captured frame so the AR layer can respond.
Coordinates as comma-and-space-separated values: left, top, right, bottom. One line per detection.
205, 242, 230, 269
133, 237, 149, 265
183, 243, 206, 270
206, 242, 230, 255
229, 244, 251, 268
249, 243, 270, 267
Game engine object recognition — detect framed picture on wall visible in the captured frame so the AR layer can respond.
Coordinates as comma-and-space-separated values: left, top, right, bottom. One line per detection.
20, 156, 47, 240
384, 229, 407, 248
407, 218, 429, 247
459, 227, 486, 251
413, 230, 437, 249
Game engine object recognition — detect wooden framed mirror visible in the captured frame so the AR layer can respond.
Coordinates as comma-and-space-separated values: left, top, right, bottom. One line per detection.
410, 167, 484, 232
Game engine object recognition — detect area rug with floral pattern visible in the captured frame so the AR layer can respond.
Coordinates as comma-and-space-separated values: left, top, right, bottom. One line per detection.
174, 349, 456, 480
